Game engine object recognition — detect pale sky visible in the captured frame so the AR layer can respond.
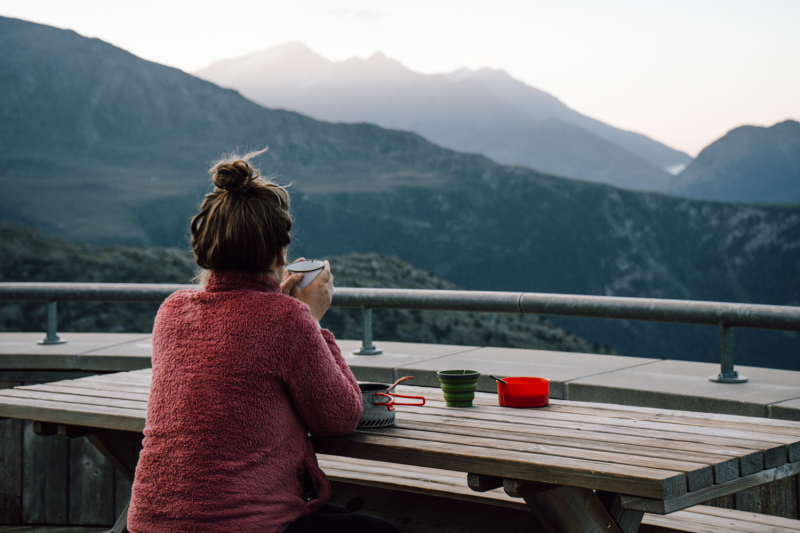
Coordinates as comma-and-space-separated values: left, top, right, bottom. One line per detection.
2, 0, 798, 156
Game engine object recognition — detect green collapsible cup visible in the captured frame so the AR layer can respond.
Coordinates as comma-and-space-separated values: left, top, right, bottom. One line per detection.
437, 370, 481, 407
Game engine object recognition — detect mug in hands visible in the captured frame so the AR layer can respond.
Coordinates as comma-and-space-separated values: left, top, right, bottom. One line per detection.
286, 260, 326, 288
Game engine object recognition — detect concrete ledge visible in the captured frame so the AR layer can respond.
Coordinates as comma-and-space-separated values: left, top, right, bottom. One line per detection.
770, 398, 800, 422
0, 333, 151, 371
340, 340, 480, 383
80, 337, 154, 371
565, 359, 800, 419
393, 346, 658, 399
2, 333, 799, 421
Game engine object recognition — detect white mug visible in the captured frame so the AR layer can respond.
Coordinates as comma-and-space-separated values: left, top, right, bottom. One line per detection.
286, 260, 325, 288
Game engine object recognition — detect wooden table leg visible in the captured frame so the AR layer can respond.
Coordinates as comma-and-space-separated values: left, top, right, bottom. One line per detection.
507, 478, 644, 533
471, 474, 645, 533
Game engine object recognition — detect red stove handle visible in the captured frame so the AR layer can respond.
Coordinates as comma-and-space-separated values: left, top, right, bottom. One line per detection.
387, 393, 426, 407
373, 392, 395, 411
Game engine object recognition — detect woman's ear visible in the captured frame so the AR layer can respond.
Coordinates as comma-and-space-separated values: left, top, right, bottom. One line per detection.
276, 248, 287, 267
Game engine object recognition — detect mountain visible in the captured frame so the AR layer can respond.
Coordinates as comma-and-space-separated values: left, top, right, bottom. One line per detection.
194, 43, 691, 191
670, 120, 800, 203
0, 17, 472, 246
0, 222, 611, 354
1, 17, 798, 370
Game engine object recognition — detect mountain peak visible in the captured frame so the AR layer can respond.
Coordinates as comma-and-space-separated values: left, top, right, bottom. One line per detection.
360, 50, 409, 70
336, 50, 415, 79
670, 119, 800, 202
194, 41, 329, 80
367, 51, 389, 61
772, 118, 800, 132
252, 41, 321, 61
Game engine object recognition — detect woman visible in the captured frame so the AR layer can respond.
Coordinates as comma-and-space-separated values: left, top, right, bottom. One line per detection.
128, 150, 397, 533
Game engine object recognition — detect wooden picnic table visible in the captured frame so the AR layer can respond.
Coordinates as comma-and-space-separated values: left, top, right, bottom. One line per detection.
1, 368, 799, 533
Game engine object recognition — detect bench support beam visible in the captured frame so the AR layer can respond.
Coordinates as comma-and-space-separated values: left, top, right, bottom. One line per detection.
467, 473, 504, 492
87, 430, 143, 533
102, 502, 129, 533
504, 478, 559, 498
597, 491, 645, 533
86, 430, 144, 483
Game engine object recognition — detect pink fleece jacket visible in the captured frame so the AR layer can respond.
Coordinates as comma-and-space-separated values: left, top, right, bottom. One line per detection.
127, 271, 363, 533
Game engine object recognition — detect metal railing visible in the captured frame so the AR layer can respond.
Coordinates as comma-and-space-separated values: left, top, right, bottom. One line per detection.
2, 282, 800, 383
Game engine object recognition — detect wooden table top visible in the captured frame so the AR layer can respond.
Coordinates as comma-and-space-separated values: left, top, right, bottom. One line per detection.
1, 369, 799, 514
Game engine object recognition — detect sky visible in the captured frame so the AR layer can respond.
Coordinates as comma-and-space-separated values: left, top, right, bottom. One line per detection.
2, 0, 798, 156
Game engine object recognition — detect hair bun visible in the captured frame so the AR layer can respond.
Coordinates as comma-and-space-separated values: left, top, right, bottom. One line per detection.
212, 160, 255, 192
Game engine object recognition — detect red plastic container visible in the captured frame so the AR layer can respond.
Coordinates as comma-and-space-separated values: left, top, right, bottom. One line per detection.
497, 377, 550, 407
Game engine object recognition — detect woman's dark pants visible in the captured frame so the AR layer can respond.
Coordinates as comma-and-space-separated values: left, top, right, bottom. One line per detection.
284, 503, 398, 533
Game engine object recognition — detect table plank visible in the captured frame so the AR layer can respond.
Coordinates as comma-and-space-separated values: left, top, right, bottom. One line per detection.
394, 418, 742, 484
546, 401, 800, 438
620, 460, 800, 514
400, 386, 800, 431
645, 510, 800, 533
400, 409, 782, 473
319, 455, 472, 486
400, 386, 800, 463
0, 389, 147, 411
360, 426, 713, 492
312, 432, 687, 500
395, 411, 763, 461
43, 380, 151, 394
78, 375, 154, 386
410, 387, 800, 431
402, 385, 800, 438
318, 459, 520, 507
685, 505, 800, 530
19, 384, 150, 402
408, 399, 798, 453
0, 395, 144, 432
400, 405, 787, 463
399, 385, 800, 465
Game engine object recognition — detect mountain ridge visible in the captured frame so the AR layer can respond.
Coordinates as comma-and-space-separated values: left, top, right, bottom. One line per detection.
671, 120, 800, 203
194, 42, 690, 191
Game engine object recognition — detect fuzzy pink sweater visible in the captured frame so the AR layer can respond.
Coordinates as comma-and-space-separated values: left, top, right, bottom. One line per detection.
127, 271, 363, 533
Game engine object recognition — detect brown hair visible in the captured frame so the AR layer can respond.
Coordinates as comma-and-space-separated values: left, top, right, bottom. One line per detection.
191, 148, 291, 279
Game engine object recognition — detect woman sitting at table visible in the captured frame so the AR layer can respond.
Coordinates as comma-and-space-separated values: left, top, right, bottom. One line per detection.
127, 149, 397, 533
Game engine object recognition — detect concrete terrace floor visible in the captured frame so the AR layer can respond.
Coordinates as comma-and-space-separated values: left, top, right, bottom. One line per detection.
1, 332, 799, 421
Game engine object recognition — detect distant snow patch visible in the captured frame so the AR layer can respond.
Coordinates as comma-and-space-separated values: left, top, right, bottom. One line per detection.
666, 164, 688, 175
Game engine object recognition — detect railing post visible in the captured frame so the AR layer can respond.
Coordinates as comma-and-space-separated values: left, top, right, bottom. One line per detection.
708, 323, 747, 383
38, 300, 66, 345
353, 307, 382, 355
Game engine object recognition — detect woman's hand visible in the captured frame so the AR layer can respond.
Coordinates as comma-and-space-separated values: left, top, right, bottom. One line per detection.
291, 260, 333, 324
280, 257, 306, 295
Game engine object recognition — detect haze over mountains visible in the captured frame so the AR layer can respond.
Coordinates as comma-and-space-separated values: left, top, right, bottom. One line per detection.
1, 17, 799, 369
195, 43, 691, 192
196, 44, 800, 204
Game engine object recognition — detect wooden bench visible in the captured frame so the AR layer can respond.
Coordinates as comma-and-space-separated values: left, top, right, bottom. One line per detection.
320, 456, 800, 533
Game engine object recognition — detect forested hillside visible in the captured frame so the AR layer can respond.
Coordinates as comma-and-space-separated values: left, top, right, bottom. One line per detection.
0, 222, 611, 355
